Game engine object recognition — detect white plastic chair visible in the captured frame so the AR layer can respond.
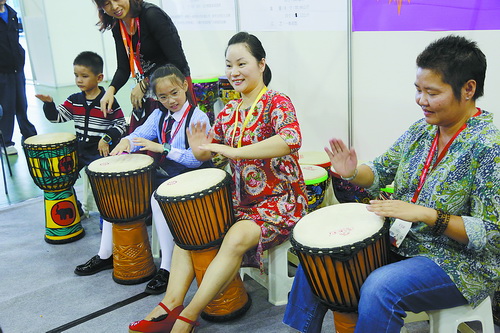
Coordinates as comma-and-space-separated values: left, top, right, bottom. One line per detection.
240, 240, 294, 306
402, 296, 494, 333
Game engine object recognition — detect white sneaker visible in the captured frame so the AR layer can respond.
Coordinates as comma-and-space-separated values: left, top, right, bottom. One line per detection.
6, 146, 18, 155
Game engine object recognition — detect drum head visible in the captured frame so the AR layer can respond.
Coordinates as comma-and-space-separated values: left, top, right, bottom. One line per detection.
87, 154, 154, 173
156, 168, 227, 197
301, 165, 328, 185
299, 151, 331, 168
24, 132, 76, 145
293, 203, 384, 249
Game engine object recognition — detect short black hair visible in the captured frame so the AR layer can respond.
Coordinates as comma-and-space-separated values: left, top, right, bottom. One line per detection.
416, 35, 486, 101
73, 51, 104, 75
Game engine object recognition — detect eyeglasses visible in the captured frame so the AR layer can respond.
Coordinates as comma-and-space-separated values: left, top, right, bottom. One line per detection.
156, 90, 182, 103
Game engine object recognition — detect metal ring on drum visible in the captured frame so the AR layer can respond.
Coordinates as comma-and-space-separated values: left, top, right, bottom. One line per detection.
22, 132, 85, 244
154, 168, 251, 322
86, 154, 157, 285
291, 203, 389, 312
192, 76, 219, 125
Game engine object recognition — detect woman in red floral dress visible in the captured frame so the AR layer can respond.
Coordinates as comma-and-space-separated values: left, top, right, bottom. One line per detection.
128, 31, 307, 333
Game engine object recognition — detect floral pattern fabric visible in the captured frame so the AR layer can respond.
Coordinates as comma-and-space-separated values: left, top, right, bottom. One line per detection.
365, 110, 500, 307
212, 90, 308, 267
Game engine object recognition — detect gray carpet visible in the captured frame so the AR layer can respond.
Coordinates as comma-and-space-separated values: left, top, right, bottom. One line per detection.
0, 188, 497, 333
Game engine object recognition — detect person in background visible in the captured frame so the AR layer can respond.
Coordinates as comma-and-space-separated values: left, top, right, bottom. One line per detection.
0, 0, 37, 155
128, 31, 308, 333
283, 35, 500, 333
74, 64, 211, 296
36, 51, 127, 216
91, 0, 194, 132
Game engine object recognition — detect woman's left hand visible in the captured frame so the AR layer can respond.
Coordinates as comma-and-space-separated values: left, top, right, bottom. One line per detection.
366, 200, 434, 223
131, 83, 145, 110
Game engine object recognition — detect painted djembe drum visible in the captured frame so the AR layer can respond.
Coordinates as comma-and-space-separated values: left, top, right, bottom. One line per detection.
86, 154, 156, 285
192, 76, 219, 125
300, 164, 329, 212
218, 75, 241, 105
299, 151, 337, 207
155, 168, 251, 322
23, 132, 84, 244
291, 203, 389, 312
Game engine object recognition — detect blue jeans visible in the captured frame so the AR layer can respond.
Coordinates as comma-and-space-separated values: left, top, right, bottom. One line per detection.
283, 256, 468, 333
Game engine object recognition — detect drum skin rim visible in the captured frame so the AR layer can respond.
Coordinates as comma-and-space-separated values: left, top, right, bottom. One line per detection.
304, 173, 329, 185
84, 162, 157, 177
22, 138, 77, 149
290, 220, 389, 261
192, 77, 219, 83
154, 171, 232, 203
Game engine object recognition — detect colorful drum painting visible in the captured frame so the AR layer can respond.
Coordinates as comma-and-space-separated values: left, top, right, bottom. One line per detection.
218, 76, 241, 105
299, 151, 337, 208
301, 165, 329, 212
23, 133, 84, 244
192, 76, 219, 124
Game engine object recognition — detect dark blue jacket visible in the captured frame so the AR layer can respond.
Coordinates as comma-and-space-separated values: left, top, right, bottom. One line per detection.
0, 4, 25, 73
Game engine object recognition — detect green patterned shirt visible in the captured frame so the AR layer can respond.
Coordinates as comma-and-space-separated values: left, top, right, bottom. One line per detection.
366, 110, 500, 307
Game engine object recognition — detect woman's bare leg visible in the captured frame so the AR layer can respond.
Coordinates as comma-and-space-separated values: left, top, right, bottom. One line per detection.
172, 220, 261, 332
144, 245, 195, 320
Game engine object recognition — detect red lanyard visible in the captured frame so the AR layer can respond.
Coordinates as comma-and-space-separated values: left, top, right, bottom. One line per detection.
411, 109, 481, 203
161, 104, 192, 144
119, 18, 143, 78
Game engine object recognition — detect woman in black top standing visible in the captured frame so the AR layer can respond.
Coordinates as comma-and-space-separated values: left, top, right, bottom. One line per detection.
92, 0, 194, 132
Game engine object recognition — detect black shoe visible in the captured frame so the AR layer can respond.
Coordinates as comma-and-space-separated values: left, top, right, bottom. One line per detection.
144, 268, 169, 294
74, 255, 113, 276
145, 213, 152, 226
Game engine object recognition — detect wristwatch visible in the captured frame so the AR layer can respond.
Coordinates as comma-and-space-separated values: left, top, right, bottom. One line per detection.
102, 134, 112, 145
162, 143, 172, 156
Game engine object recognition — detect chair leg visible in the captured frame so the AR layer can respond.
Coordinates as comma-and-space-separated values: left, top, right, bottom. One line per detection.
0, 152, 8, 194
0, 132, 12, 176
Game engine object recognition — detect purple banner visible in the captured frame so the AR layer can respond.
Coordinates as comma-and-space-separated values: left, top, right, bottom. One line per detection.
353, 0, 500, 31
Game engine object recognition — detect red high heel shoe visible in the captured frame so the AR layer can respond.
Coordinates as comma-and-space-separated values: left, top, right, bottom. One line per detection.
175, 313, 200, 333
129, 303, 184, 333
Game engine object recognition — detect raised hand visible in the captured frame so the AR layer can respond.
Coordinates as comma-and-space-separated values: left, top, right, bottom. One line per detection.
324, 138, 358, 178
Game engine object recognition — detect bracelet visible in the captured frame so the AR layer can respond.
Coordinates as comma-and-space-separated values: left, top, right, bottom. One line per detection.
432, 209, 450, 235
341, 168, 358, 181
139, 79, 149, 94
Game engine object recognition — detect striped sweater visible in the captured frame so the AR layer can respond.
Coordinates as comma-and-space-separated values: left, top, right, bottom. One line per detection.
42, 87, 127, 152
